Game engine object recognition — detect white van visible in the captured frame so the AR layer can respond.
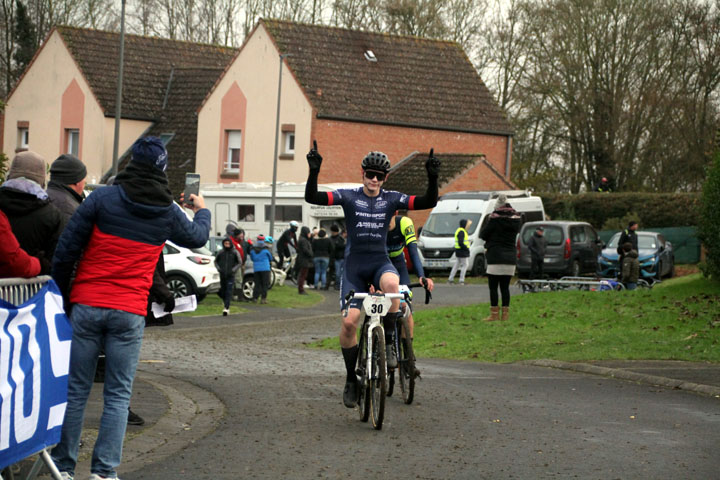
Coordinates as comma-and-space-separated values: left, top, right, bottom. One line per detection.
201, 182, 361, 239
417, 190, 544, 275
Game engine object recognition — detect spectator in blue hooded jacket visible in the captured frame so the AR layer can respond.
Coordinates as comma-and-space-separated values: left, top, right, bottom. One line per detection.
249, 234, 274, 303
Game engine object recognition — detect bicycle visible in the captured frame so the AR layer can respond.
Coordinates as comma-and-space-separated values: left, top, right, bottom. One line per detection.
344, 289, 406, 430
386, 282, 431, 405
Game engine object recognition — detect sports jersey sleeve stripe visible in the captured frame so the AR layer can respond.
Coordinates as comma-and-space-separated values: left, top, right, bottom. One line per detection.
408, 195, 416, 210
327, 192, 335, 205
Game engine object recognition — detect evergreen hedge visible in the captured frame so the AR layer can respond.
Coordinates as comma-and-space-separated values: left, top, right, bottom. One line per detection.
537, 192, 701, 229
698, 152, 720, 279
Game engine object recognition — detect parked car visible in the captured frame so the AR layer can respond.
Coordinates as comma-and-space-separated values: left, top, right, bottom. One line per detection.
598, 231, 675, 280
163, 241, 220, 301
516, 221, 603, 278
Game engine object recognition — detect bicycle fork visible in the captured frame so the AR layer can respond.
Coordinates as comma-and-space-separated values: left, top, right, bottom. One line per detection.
364, 318, 384, 385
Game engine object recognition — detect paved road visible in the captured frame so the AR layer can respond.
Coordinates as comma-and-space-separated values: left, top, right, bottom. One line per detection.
47, 284, 720, 479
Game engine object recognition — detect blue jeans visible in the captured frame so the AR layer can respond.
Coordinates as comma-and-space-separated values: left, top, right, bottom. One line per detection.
314, 257, 329, 288
334, 258, 344, 287
52, 304, 145, 478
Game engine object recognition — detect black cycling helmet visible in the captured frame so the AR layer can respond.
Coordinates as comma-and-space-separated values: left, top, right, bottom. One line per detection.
362, 151, 390, 172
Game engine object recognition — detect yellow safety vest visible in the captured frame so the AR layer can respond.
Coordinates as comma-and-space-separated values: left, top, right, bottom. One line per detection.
454, 227, 469, 250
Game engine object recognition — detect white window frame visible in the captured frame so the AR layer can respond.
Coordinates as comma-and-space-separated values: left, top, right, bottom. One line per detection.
226, 130, 242, 172
67, 129, 79, 156
17, 127, 29, 149
283, 131, 295, 154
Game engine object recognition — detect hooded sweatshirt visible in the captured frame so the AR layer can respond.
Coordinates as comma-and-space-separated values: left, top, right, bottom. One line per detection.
249, 241, 273, 272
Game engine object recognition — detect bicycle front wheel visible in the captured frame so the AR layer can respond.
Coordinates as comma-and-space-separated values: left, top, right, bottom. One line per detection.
357, 322, 371, 422
369, 327, 387, 430
398, 316, 415, 405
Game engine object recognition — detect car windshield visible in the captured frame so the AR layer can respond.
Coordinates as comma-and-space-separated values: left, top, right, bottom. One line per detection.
190, 245, 213, 256
422, 212, 482, 237
521, 225, 563, 246
607, 233, 657, 249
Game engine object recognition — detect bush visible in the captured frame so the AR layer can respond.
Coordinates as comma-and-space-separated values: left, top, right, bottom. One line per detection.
698, 151, 720, 279
539, 192, 701, 229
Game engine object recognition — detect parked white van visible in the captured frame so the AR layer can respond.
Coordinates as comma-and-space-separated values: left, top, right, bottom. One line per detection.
417, 190, 545, 275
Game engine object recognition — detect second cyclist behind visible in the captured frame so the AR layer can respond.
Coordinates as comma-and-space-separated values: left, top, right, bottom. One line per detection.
304, 141, 441, 408
386, 212, 434, 376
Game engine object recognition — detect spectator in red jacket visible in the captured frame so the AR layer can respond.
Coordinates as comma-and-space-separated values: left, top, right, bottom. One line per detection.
0, 210, 42, 278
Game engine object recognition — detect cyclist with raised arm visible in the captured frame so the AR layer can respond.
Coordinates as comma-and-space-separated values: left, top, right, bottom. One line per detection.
304, 141, 440, 408
386, 212, 434, 376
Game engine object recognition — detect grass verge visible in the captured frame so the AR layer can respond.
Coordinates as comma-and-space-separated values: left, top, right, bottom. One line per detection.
180, 284, 323, 316
314, 274, 720, 363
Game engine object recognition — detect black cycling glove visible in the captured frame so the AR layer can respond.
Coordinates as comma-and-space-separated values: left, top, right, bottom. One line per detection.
163, 295, 175, 313
425, 148, 441, 178
307, 140, 323, 171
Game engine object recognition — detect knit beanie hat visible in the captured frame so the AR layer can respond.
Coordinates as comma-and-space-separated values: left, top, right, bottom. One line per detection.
7, 151, 47, 188
494, 193, 508, 209
50, 154, 87, 184
131, 136, 168, 171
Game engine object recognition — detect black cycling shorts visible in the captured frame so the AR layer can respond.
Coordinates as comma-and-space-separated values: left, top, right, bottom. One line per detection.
340, 253, 398, 310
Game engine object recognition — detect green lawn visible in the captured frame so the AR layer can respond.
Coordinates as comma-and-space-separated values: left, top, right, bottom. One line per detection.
180, 284, 323, 316
315, 274, 720, 363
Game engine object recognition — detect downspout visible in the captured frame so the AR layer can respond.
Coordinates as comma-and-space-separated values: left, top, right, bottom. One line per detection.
505, 135, 512, 178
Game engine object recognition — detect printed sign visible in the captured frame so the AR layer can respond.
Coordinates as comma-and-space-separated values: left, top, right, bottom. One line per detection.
0, 280, 71, 469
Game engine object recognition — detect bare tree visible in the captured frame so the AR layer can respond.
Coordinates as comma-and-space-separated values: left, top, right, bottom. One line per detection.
383, 0, 445, 38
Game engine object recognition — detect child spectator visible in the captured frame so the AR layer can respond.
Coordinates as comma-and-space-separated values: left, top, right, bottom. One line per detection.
249, 235, 274, 303
214, 237, 242, 315
621, 242, 640, 290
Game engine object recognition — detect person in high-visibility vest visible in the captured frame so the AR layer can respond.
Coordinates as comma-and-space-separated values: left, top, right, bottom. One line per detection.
448, 219, 472, 284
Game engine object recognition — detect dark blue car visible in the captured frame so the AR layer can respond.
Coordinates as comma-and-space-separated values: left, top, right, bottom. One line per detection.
598, 231, 675, 280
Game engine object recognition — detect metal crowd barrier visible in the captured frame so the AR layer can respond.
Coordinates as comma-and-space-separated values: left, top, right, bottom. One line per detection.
1, 275, 64, 480
0, 276, 53, 305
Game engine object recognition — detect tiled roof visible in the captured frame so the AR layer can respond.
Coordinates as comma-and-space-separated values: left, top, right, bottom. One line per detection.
57, 27, 236, 193
262, 19, 513, 135
384, 153, 515, 195
57, 27, 236, 120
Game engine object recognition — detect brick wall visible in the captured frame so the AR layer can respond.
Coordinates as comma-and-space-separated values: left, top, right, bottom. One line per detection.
311, 119, 511, 186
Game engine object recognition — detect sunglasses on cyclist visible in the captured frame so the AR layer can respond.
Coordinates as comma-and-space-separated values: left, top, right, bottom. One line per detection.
364, 170, 387, 181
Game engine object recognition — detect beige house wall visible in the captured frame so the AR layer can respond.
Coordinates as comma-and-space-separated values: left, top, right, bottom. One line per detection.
4, 30, 153, 184
197, 23, 313, 184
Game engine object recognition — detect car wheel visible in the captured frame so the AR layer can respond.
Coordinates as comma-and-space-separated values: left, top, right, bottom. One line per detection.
166, 275, 193, 298
471, 255, 486, 276
242, 275, 255, 300
569, 260, 580, 277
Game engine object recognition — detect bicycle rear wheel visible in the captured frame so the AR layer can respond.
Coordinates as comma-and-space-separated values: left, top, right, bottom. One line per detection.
387, 369, 395, 397
369, 327, 387, 430
399, 316, 415, 405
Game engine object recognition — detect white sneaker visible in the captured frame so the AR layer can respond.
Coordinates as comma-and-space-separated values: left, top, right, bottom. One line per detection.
89, 474, 120, 480
222, 308, 229, 316
58, 473, 73, 480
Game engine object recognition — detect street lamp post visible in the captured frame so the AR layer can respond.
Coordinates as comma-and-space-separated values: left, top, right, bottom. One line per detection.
111, 0, 126, 177
269, 53, 291, 238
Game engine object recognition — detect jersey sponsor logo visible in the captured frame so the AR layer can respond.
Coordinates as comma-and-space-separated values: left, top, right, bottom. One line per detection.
400, 194, 408, 203
356, 221, 385, 229
354, 199, 369, 208
375, 199, 388, 208
355, 211, 386, 219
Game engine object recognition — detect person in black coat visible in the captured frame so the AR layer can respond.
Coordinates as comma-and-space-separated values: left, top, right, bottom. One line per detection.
296, 226, 313, 294
0, 151, 65, 274
527, 226, 547, 280
312, 228, 334, 289
480, 194, 522, 321
617, 221, 639, 269
330, 224, 346, 290
47, 154, 87, 221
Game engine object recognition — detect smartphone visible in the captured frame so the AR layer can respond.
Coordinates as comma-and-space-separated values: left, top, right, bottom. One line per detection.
183, 173, 200, 206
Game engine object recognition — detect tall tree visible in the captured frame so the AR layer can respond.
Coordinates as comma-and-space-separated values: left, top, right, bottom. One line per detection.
13, 0, 36, 80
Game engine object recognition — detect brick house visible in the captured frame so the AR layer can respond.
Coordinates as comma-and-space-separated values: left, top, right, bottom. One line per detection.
4, 19, 513, 220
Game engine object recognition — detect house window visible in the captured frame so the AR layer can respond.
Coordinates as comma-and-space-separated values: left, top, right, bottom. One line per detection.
237, 204, 255, 222
264, 204, 302, 222
17, 127, 29, 150
283, 132, 295, 154
66, 129, 79, 156
226, 130, 242, 172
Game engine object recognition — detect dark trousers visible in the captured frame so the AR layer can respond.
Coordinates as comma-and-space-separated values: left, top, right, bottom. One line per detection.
298, 267, 309, 293
253, 270, 270, 300
488, 274, 512, 307
530, 257, 544, 279
219, 274, 235, 308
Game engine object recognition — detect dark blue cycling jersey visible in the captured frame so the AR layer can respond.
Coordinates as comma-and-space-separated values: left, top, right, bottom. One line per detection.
326, 187, 411, 256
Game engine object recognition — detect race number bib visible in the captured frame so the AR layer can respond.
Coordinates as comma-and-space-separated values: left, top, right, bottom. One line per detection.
362, 295, 392, 316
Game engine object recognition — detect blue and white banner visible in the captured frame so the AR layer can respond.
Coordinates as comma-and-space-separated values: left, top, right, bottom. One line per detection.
0, 280, 71, 469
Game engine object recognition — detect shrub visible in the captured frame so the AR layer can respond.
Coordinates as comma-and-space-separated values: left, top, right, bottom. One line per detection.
698, 151, 720, 279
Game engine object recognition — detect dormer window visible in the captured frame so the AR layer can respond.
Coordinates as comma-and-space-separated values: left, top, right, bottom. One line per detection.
364, 50, 377, 62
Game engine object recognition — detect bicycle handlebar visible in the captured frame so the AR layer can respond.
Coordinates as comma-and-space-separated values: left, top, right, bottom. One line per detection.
343, 282, 432, 306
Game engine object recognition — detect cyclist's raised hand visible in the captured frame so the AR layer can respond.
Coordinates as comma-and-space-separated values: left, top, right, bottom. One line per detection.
425, 148, 440, 178
420, 276, 434, 292
307, 140, 323, 170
